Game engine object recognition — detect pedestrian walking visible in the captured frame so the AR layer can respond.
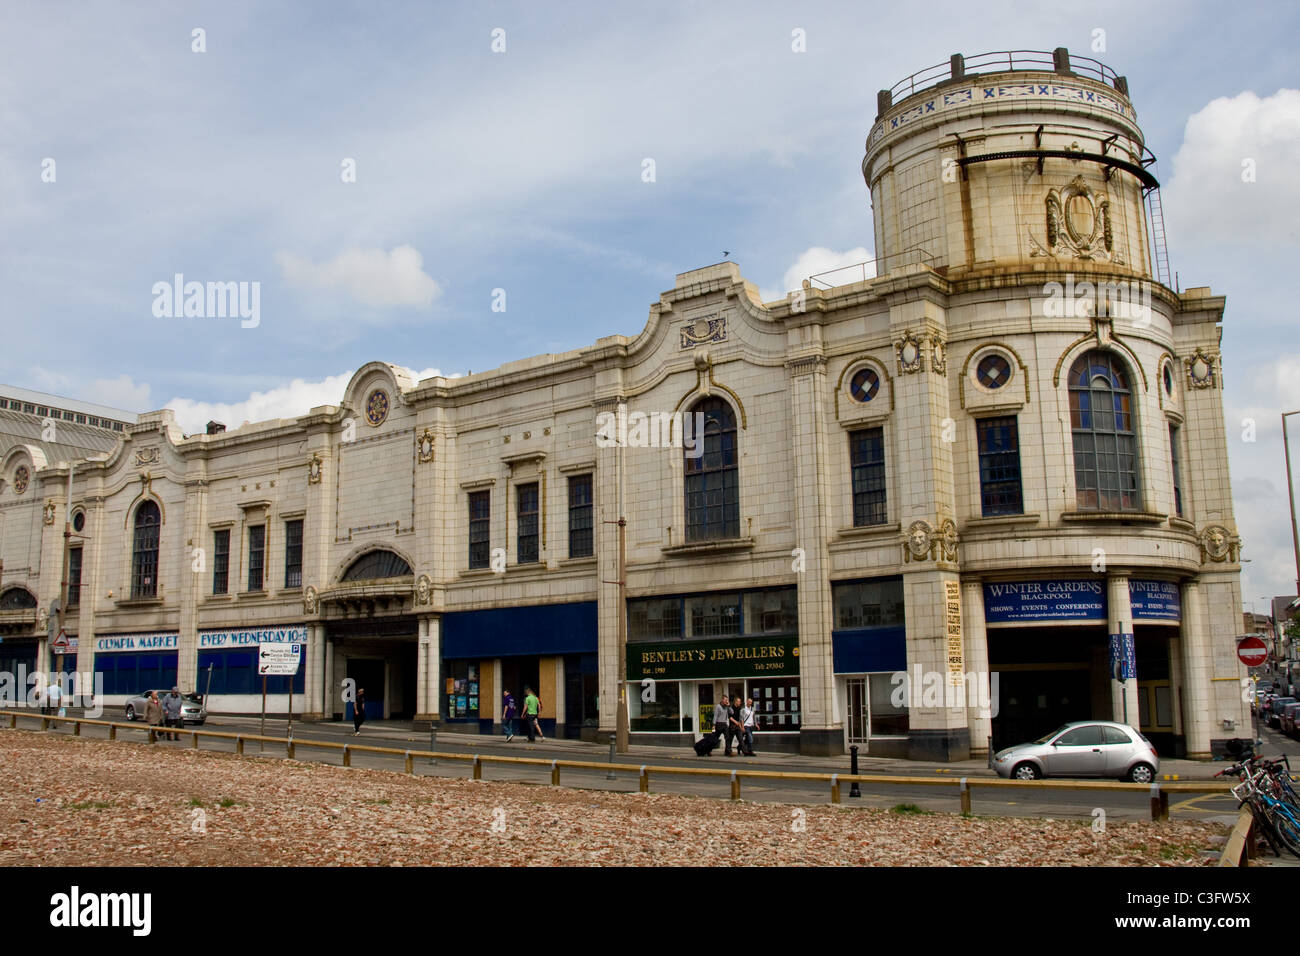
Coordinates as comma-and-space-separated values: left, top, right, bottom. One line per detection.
740, 697, 757, 756
522, 686, 543, 742
712, 696, 729, 755
502, 688, 516, 742
47, 680, 62, 724
161, 687, 184, 740
145, 691, 163, 742
352, 687, 366, 736
726, 695, 744, 756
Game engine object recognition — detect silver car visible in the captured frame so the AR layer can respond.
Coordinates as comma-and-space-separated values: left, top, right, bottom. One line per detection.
993, 721, 1159, 783
124, 690, 205, 725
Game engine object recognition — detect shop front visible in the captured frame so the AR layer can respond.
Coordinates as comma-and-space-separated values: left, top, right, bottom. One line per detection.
440, 601, 597, 739
197, 625, 307, 714
831, 576, 909, 758
625, 587, 803, 753
983, 576, 1183, 754
93, 632, 180, 704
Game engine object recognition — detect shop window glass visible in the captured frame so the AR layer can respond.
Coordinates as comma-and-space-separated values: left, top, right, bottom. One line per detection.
742, 589, 797, 634
629, 680, 681, 732
686, 593, 741, 637
445, 661, 480, 719
869, 672, 908, 736
628, 598, 684, 642
833, 578, 905, 629
749, 677, 800, 731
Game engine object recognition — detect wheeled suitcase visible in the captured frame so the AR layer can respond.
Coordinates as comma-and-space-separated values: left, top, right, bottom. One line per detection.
694, 730, 721, 756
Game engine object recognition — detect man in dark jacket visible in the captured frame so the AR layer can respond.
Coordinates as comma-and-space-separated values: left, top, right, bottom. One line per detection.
353, 687, 366, 736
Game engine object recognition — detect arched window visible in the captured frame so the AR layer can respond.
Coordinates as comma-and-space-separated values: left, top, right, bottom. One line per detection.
0, 587, 37, 610
131, 500, 161, 599
685, 397, 739, 542
1068, 350, 1141, 511
341, 549, 413, 581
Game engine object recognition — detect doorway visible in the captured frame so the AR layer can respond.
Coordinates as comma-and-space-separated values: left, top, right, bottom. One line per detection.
345, 659, 385, 721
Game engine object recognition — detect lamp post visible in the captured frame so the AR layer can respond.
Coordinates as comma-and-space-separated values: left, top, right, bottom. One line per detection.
1282, 411, 1300, 594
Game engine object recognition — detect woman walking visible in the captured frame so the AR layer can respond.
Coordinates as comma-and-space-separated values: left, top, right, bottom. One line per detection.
145, 691, 163, 742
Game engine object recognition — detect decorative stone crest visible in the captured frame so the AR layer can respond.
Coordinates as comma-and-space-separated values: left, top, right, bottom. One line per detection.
307, 453, 323, 484
1030, 175, 1122, 264
37, 606, 48, 632
930, 336, 947, 375
903, 520, 933, 562
1199, 524, 1240, 564
1185, 348, 1218, 390
415, 573, 433, 606
680, 314, 727, 349
139, 471, 152, 494
42, 501, 56, 525
896, 331, 923, 374
303, 585, 318, 615
417, 429, 435, 463
938, 518, 959, 562
134, 447, 161, 467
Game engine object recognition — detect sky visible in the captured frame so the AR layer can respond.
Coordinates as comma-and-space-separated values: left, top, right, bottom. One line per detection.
1, 0, 1297, 607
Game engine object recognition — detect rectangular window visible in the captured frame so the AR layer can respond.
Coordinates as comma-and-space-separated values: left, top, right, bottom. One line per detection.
628, 598, 685, 642
869, 672, 909, 736
212, 529, 230, 594
67, 547, 83, 607
629, 679, 682, 732
284, 519, 303, 588
685, 593, 742, 637
516, 483, 539, 564
977, 416, 1024, 516
741, 589, 798, 634
850, 427, 887, 526
468, 491, 490, 569
833, 578, 905, 629
567, 474, 593, 558
1169, 424, 1183, 517
247, 525, 265, 592
749, 677, 801, 732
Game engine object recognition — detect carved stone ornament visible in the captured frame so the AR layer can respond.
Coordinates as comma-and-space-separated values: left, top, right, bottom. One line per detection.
930, 337, 947, 375
42, 501, 56, 525
417, 429, 435, 463
307, 453, 323, 484
303, 585, 319, 615
904, 520, 934, 562
896, 331, 923, 374
134, 447, 161, 467
415, 573, 433, 606
36, 607, 49, 632
679, 314, 727, 349
1199, 524, 1240, 564
938, 518, 959, 562
1030, 175, 1123, 265
139, 471, 152, 494
1185, 348, 1218, 390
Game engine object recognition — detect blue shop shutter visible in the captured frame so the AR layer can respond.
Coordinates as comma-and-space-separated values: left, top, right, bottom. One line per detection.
832, 626, 907, 674
442, 601, 598, 658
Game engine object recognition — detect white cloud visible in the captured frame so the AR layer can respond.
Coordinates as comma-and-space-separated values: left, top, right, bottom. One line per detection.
759, 246, 874, 302
1165, 89, 1300, 243
277, 245, 442, 309
83, 375, 151, 412
163, 371, 356, 434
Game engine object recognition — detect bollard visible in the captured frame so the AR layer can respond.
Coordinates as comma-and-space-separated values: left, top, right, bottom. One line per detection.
639, 766, 649, 793
849, 745, 861, 798
960, 777, 971, 815
236, 736, 245, 756
1149, 783, 1162, 821
192, 733, 199, 750
404, 750, 413, 774
730, 770, 740, 801
73, 721, 81, 737
472, 755, 482, 780
343, 744, 352, 767
606, 737, 617, 780
429, 724, 437, 766
551, 760, 560, 786
831, 774, 841, 804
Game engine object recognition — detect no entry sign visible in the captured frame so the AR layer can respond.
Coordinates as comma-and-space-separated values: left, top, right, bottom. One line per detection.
1237, 635, 1269, 668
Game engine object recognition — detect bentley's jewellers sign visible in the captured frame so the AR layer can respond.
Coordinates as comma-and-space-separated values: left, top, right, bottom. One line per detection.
628, 635, 799, 680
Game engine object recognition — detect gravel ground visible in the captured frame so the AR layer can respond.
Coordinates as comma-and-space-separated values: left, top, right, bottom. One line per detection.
0, 730, 1225, 866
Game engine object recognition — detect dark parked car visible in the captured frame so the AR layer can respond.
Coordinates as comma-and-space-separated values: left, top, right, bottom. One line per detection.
1267, 697, 1297, 729
1281, 702, 1300, 736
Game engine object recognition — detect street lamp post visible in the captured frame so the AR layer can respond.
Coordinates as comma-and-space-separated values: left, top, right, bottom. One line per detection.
1281, 412, 1300, 594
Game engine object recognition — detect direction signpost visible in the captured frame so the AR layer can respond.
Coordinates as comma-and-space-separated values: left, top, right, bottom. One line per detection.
258, 642, 302, 745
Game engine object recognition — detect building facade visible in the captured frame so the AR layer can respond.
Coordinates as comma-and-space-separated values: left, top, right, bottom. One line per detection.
0, 48, 1251, 759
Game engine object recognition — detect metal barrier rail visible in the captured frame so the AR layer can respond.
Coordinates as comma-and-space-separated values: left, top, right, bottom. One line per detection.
1, 709, 1233, 819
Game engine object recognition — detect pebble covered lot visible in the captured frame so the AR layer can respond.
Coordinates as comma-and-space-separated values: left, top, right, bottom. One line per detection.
0, 731, 1225, 866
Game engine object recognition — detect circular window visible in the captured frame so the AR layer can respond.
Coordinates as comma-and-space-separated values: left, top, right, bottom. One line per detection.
13, 465, 29, 494
976, 353, 1012, 389
849, 367, 880, 403
365, 389, 390, 426
72, 510, 85, 533
1163, 362, 1174, 397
